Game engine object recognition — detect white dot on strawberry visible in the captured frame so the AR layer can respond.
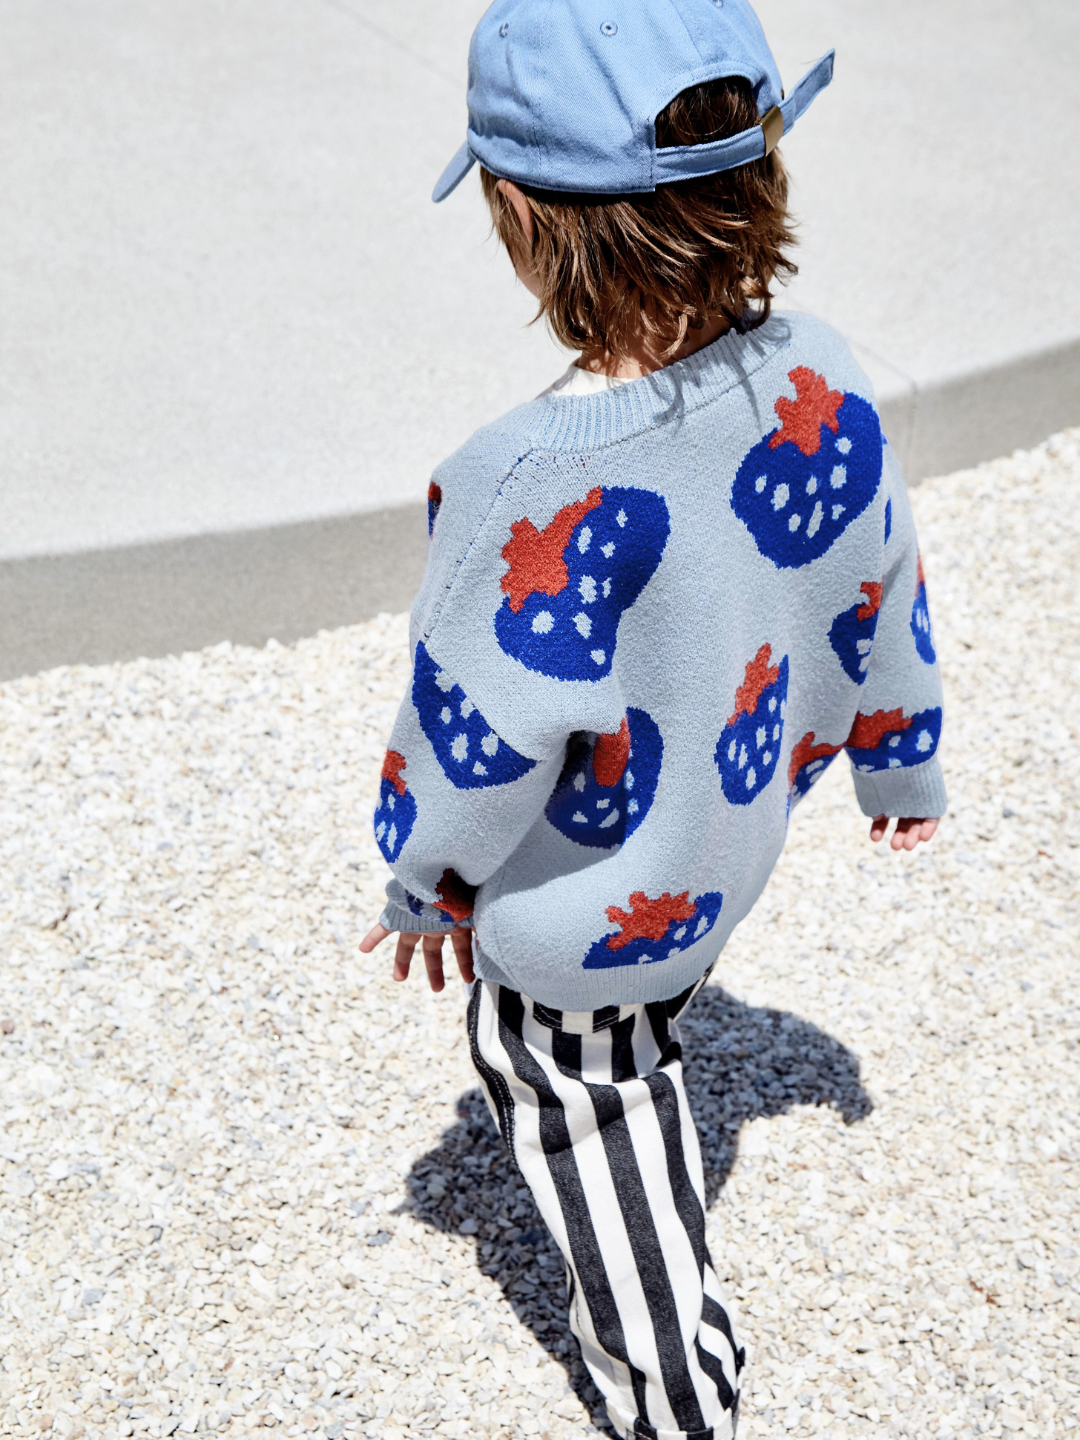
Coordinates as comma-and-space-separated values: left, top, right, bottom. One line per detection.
440, 706, 451, 723
532, 611, 554, 634
788, 513, 801, 531
837, 436, 852, 454
773, 483, 789, 511
577, 526, 592, 553
451, 734, 468, 762
830, 465, 847, 488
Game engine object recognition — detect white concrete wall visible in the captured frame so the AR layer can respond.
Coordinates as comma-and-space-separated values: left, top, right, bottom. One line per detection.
2, 0, 1078, 676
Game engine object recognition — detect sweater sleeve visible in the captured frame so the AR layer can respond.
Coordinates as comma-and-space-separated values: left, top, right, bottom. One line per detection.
373, 647, 566, 932
844, 449, 948, 819
372, 457, 581, 935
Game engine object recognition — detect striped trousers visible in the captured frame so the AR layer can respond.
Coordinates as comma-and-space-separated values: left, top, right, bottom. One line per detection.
467, 975, 744, 1440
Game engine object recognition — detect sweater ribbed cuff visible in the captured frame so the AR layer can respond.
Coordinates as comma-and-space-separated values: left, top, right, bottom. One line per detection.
850, 756, 948, 819
378, 900, 462, 935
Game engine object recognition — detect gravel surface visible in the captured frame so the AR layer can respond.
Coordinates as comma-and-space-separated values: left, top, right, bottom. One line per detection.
1, 429, 1078, 1440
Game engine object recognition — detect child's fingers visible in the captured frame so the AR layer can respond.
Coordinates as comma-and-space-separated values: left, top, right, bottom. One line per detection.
890, 817, 939, 851
393, 932, 421, 982
871, 816, 940, 849
451, 927, 475, 984
359, 922, 392, 953
422, 934, 447, 992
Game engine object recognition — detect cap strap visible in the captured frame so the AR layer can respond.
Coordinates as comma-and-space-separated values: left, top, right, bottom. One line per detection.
653, 49, 835, 186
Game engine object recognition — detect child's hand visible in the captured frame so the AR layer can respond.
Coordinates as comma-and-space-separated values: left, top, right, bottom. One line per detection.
869, 816, 939, 851
359, 924, 475, 992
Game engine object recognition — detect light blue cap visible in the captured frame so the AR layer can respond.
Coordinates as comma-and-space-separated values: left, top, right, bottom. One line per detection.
433, 0, 834, 202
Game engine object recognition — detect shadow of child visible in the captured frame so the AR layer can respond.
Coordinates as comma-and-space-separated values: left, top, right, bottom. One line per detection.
398, 985, 872, 1429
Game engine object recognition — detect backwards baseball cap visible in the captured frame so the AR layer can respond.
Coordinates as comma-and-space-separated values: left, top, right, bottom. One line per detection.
433, 0, 834, 202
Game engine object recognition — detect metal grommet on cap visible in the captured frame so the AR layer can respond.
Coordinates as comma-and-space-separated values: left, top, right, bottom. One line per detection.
600, 21, 618, 36
499, 21, 509, 36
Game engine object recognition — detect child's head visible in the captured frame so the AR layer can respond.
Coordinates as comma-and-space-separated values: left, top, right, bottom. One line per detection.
480, 75, 796, 364
433, 1, 834, 364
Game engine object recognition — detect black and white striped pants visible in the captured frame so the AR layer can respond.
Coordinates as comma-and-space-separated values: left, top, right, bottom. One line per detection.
467, 974, 744, 1440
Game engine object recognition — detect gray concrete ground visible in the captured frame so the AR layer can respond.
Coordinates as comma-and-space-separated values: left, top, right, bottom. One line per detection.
2, 0, 1079, 677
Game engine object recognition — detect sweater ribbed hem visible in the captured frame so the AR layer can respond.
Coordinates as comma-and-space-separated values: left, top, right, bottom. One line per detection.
850, 757, 948, 818
472, 935, 722, 1011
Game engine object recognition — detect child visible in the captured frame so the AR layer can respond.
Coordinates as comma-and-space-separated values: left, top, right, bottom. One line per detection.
362, 2, 944, 1435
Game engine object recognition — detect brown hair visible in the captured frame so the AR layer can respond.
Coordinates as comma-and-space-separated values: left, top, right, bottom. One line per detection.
481, 76, 797, 364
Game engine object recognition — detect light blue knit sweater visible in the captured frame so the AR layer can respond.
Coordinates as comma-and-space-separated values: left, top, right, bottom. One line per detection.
376, 313, 946, 1009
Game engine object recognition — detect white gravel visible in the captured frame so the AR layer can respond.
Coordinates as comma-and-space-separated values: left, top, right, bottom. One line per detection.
1, 429, 1078, 1440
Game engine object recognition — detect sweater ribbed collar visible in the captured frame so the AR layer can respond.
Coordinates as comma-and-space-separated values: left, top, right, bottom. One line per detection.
529, 313, 794, 453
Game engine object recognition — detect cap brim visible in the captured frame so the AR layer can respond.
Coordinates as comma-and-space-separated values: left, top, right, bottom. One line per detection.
432, 141, 476, 203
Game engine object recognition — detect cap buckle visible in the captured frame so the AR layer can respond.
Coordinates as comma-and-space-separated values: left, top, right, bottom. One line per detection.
759, 105, 784, 156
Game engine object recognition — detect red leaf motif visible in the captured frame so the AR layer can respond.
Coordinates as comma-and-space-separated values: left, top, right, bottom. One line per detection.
605, 891, 697, 952
435, 869, 476, 923
856, 581, 883, 621
769, 368, 844, 457
787, 732, 843, 788
381, 750, 408, 797
592, 717, 631, 788
728, 644, 781, 727
500, 488, 603, 614
846, 708, 912, 751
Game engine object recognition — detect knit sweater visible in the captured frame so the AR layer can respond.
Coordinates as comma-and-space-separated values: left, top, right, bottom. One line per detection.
375, 312, 946, 1010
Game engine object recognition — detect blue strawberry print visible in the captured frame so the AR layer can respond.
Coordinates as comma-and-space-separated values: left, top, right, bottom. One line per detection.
427, 482, 442, 537
546, 707, 663, 848
787, 732, 843, 806
583, 889, 724, 970
910, 555, 936, 664
373, 750, 417, 863
413, 642, 536, 789
715, 645, 788, 805
731, 367, 883, 568
884, 498, 893, 545
829, 581, 882, 684
846, 706, 942, 773
494, 484, 670, 680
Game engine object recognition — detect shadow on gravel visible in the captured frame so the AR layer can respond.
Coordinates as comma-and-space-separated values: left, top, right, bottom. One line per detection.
401, 986, 872, 1429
